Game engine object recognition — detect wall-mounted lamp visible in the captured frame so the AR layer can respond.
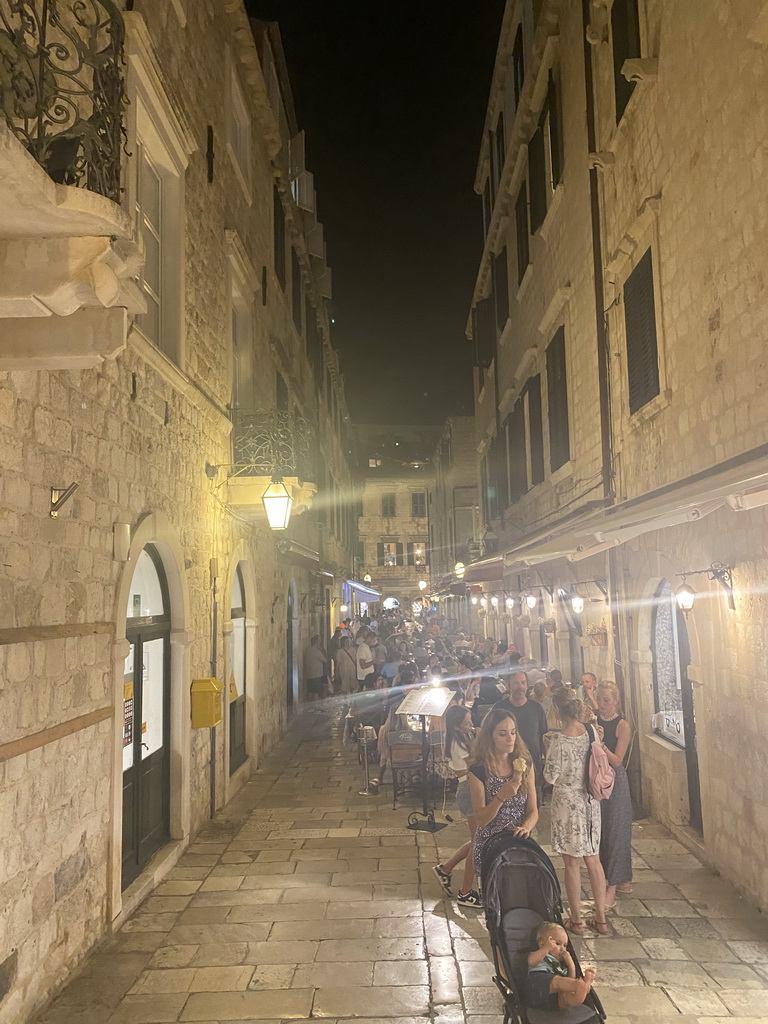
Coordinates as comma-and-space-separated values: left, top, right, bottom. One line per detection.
454, 561, 466, 579
570, 591, 585, 615
363, 573, 372, 583
675, 562, 734, 613
505, 595, 515, 610
524, 592, 537, 610
480, 596, 487, 608
418, 580, 428, 591
490, 595, 499, 607
471, 595, 478, 606
340, 603, 349, 613
262, 477, 292, 530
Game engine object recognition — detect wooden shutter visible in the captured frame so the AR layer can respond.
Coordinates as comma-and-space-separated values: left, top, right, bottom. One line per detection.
377, 543, 385, 567
515, 184, 529, 285
491, 431, 509, 515
612, 0, 641, 122
495, 112, 506, 180
473, 296, 495, 369
547, 71, 563, 188
482, 179, 492, 239
624, 248, 660, 415
407, 543, 415, 567
508, 399, 528, 501
527, 375, 545, 486
396, 543, 404, 566
512, 25, 524, 111
494, 248, 509, 333
273, 186, 286, 289
480, 458, 489, 527
528, 123, 547, 234
488, 130, 496, 208
291, 249, 302, 331
547, 327, 570, 471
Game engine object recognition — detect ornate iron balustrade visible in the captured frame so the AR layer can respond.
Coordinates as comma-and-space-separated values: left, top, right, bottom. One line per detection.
0, 0, 126, 203
231, 409, 316, 484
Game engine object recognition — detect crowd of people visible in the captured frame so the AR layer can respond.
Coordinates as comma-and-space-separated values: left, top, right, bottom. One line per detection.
306, 611, 633, 935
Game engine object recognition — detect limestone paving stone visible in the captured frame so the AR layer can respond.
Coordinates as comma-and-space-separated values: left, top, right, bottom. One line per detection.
312, 984, 430, 1018
248, 964, 297, 989
293, 961, 375, 987
179, 987, 314, 1020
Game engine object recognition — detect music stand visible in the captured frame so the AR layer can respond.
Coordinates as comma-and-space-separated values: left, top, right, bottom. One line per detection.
395, 686, 454, 832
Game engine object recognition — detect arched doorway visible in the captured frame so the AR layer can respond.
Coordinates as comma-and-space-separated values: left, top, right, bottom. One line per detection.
229, 564, 247, 775
651, 579, 702, 833
122, 546, 171, 888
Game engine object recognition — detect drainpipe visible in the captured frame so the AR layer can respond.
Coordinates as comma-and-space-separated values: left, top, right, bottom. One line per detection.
581, 1, 643, 809
210, 558, 218, 819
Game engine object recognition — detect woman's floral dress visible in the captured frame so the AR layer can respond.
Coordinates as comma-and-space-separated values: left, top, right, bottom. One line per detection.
469, 765, 528, 874
544, 732, 601, 856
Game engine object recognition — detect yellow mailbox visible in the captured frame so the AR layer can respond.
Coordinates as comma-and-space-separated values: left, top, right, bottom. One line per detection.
190, 678, 223, 728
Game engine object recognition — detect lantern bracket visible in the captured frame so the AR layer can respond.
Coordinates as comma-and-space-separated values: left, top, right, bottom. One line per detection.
675, 563, 734, 610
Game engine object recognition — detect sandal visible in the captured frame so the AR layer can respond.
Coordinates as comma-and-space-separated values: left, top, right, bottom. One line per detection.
617, 882, 634, 894
564, 917, 587, 936
587, 917, 612, 936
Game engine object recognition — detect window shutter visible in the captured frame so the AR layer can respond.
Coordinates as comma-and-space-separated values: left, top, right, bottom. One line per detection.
624, 248, 660, 415
494, 248, 509, 333
512, 25, 524, 111
527, 375, 545, 485
396, 543, 404, 566
480, 458, 489, 527
291, 249, 302, 331
473, 296, 495, 369
547, 327, 570, 471
482, 179, 492, 239
515, 184, 530, 285
491, 431, 509, 515
273, 186, 286, 289
547, 71, 563, 188
612, 0, 641, 122
377, 543, 384, 567
407, 543, 415, 567
488, 130, 496, 208
508, 399, 528, 500
495, 112, 506, 179
528, 124, 547, 234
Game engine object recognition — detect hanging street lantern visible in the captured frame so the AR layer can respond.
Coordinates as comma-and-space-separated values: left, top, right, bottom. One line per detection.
570, 590, 585, 615
261, 478, 293, 530
675, 582, 696, 614
490, 595, 499, 607
418, 580, 428, 591
505, 595, 514, 610
525, 592, 537, 610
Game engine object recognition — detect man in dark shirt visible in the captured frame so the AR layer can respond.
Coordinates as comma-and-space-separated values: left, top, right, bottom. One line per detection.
493, 671, 548, 803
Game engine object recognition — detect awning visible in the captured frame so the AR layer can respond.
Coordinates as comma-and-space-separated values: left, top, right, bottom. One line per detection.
345, 579, 382, 600
492, 445, 768, 573
275, 539, 322, 573
461, 555, 505, 584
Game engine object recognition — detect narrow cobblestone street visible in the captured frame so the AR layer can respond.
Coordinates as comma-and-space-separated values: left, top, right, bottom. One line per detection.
36, 707, 768, 1024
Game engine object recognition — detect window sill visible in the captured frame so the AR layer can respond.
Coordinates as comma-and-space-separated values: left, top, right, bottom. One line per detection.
538, 183, 565, 243
227, 144, 253, 206
548, 459, 573, 487
628, 389, 671, 430
516, 263, 533, 302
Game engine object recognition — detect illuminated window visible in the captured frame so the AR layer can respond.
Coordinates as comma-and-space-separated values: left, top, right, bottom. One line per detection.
368, 458, 382, 468
409, 542, 427, 567
377, 541, 402, 566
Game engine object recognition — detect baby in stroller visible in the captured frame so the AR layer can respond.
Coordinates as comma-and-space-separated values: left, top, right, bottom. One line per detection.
525, 922, 596, 1011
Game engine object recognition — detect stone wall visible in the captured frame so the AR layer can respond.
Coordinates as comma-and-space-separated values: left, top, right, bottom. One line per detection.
0, 2, 355, 1021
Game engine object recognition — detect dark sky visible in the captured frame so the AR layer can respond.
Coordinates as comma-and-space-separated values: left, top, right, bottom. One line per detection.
244, 1, 505, 424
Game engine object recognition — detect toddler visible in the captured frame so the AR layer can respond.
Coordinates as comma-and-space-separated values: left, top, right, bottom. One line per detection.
524, 922, 596, 1010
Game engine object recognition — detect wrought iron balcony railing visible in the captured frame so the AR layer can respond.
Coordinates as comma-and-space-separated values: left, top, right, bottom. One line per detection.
0, 0, 126, 203
231, 409, 316, 485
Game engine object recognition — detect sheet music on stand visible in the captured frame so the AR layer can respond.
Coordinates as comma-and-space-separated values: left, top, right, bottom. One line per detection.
396, 686, 454, 718
395, 686, 454, 832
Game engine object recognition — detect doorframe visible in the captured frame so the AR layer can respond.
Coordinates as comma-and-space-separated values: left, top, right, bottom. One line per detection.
287, 578, 299, 711
223, 544, 258, 803
108, 511, 191, 923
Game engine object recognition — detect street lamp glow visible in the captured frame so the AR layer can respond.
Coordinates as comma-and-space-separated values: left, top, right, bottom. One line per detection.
340, 603, 348, 613
480, 597, 487, 608
471, 595, 478, 605
490, 595, 499, 607
525, 592, 537, 610
676, 583, 696, 613
418, 580, 427, 591
505, 596, 514, 610
571, 591, 585, 615
454, 561, 465, 579
261, 478, 293, 530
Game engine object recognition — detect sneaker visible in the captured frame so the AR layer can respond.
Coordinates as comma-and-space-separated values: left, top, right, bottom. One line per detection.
432, 863, 452, 894
456, 888, 483, 909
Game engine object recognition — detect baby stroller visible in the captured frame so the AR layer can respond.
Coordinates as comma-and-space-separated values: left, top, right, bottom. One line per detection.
480, 831, 606, 1024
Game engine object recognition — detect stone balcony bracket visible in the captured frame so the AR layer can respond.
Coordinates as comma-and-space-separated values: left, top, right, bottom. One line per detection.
621, 58, 659, 84
586, 23, 609, 46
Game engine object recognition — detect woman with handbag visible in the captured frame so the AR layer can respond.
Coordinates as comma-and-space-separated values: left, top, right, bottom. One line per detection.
544, 689, 610, 936
596, 681, 633, 906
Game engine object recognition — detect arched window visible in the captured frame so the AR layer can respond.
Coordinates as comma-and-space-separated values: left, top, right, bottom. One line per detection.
229, 565, 247, 774
122, 546, 171, 888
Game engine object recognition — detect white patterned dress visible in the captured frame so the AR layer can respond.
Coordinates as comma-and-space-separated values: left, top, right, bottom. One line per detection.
544, 732, 601, 857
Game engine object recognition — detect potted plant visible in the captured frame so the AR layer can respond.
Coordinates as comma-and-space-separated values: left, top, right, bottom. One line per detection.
539, 617, 557, 634
586, 621, 609, 647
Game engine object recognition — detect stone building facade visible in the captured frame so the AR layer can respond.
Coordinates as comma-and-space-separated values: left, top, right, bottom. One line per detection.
356, 424, 441, 614
465, 0, 768, 911
0, 3, 356, 1021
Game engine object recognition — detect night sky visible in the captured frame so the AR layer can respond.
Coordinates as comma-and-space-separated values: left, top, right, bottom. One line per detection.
244, 1, 505, 424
